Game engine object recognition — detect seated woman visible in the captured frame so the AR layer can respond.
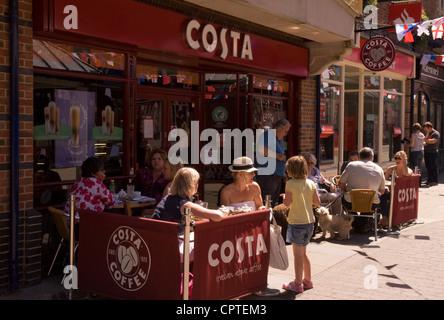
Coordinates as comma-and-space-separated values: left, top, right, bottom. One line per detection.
305, 154, 341, 214
219, 157, 265, 211
63, 157, 115, 221
379, 151, 413, 227
161, 158, 184, 199
151, 167, 223, 224
134, 148, 170, 205
151, 167, 223, 262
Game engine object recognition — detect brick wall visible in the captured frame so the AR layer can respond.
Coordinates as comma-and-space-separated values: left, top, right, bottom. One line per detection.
298, 77, 317, 155
0, 0, 38, 294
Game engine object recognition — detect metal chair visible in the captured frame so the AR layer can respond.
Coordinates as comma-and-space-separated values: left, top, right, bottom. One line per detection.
343, 189, 379, 241
47, 206, 79, 275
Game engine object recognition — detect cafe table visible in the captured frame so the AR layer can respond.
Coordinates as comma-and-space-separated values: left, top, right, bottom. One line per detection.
113, 195, 156, 209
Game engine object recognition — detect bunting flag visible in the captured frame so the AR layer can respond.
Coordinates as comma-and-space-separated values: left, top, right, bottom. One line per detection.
419, 54, 444, 66
395, 15, 444, 42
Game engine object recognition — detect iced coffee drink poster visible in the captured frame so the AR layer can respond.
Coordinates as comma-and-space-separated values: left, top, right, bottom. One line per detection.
54, 89, 95, 168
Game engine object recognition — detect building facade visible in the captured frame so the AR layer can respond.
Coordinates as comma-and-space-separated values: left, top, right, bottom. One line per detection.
1, 0, 358, 293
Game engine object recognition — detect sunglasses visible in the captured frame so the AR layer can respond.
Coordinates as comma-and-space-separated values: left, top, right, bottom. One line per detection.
394, 157, 402, 160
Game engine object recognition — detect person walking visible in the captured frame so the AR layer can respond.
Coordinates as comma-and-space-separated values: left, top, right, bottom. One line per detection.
255, 119, 291, 207
423, 122, 440, 186
282, 155, 321, 293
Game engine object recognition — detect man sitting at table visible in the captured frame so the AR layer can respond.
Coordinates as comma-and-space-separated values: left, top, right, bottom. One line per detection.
338, 147, 385, 234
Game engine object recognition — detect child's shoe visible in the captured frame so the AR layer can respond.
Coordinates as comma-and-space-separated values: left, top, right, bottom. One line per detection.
302, 279, 313, 290
282, 281, 303, 293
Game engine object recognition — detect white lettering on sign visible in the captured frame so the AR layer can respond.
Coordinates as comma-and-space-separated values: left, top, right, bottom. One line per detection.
397, 187, 417, 203
363, 5, 378, 30
185, 19, 253, 61
207, 233, 267, 267
63, 5, 78, 30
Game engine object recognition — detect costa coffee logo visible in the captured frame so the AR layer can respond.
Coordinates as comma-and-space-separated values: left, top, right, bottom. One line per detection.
361, 36, 396, 72
185, 19, 253, 61
107, 226, 151, 291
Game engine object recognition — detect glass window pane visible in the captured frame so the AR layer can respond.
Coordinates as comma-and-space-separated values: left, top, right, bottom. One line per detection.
205, 74, 237, 98
34, 75, 125, 206
383, 93, 402, 161
252, 97, 287, 129
321, 65, 341, 82
252, 75, 289, 97
137, 64, 199, 90
364, 76, 380, 89
364, 92, 380, 161
384, 78, 403, 93
33, 39, 125, 76
344, 92, 358, 160
345, 75, 359, 90
320, 83, 342, 167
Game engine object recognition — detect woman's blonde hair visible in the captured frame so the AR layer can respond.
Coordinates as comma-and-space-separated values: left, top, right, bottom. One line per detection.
286, 155, 308, 179
169, 167, 200, 198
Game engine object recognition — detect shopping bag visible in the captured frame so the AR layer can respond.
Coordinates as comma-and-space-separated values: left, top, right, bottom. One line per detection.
269, 216, 289, 270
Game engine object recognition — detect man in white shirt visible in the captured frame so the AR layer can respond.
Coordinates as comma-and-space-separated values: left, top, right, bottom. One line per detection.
338, 147, 385, 233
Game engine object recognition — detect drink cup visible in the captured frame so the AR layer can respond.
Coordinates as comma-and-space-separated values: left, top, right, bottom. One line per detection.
127, 184, 135, 200
70, 105, 80, 148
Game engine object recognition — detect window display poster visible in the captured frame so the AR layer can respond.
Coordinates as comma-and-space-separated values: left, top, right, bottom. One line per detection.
55, 89, 95, 168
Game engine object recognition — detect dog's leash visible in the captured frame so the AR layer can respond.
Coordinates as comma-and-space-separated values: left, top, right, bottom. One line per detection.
324, 194, 342, 209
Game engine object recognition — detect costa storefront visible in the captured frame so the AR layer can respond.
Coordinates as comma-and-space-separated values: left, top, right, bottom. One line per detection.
317, 37, 415, 169
33, 0, 308, 207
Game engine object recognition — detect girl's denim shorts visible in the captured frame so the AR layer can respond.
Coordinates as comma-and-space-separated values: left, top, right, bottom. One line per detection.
286, 223, 314, 246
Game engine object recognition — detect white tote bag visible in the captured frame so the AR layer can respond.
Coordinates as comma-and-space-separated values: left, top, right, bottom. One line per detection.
269, 215, 289, 270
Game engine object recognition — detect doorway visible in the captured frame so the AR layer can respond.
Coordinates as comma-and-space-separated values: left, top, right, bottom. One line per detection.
135, 93, 199, 168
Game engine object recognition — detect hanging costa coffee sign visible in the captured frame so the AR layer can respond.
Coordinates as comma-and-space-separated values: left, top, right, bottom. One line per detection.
185, 19, 253, 61
360, 36, 396, 72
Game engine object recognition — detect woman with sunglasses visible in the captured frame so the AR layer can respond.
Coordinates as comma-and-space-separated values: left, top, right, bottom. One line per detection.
379, 151, 413, 227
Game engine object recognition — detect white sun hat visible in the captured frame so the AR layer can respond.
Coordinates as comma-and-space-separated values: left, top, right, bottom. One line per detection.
228, 156, 258, 173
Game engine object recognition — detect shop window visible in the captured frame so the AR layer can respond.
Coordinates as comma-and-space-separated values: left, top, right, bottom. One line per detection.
321, 65, 341, 82
320, 84, 341, 164
384, 78, 403, 93
364, 92, 380, 161
33, 39, 125, 77
383, 92, 402, 161
137, 64, 199, 90
205, 73, 237, 98
252, 75, 289, 97
33, 75, 125, 207
344, 92, 358, 161
364, 76, 380, 89
252, 97, 287, 130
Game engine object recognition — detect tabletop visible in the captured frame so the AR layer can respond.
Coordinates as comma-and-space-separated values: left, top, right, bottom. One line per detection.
113, 196, 156, 209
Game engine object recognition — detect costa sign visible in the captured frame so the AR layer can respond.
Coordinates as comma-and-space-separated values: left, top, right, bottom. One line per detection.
185, 19, 253, 61
361, 36, 396, 72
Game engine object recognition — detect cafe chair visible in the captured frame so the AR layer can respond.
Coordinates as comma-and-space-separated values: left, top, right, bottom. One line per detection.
47, 206, 79, 276
343, 189, 379, 241
122, 197, 132, 217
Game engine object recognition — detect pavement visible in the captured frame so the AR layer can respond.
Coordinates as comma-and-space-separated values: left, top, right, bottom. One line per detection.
1, 174, 444, 301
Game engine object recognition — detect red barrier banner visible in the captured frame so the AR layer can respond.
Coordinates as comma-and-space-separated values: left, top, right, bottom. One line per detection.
391, 175, 420, 226
78, 211, 181, 300
192, 210, 270, 300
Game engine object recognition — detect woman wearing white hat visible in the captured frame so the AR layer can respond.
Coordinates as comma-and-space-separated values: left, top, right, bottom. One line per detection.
219, 157, 266, 211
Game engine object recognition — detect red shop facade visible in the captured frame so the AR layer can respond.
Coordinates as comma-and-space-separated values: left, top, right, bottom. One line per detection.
33, 0, 308, 206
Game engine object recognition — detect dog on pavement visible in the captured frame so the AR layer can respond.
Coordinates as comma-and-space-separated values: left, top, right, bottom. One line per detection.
315, 206, 354, 240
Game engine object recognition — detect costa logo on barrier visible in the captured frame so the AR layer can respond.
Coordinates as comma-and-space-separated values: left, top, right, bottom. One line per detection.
106, 226, 151, 291
208, 233, 267, 267
397, 187, 417, 202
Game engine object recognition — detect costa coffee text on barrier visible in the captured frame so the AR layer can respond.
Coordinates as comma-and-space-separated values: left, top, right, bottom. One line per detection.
185, 19, 253, 60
